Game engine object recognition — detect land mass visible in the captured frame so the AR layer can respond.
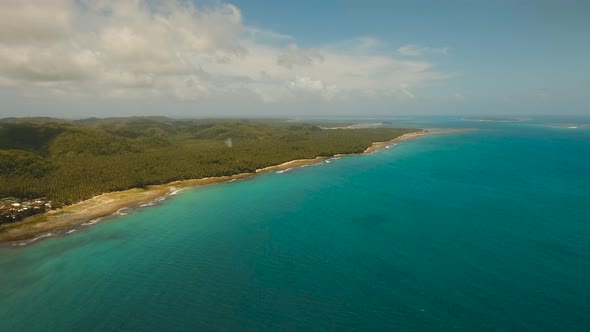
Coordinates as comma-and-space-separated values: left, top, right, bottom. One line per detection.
0, 117, 463, 244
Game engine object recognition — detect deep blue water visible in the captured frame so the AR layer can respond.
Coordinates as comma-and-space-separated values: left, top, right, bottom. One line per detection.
1, 118, 589, 331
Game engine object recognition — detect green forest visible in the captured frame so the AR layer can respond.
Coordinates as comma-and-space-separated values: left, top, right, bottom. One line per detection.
0, 117, 415, 206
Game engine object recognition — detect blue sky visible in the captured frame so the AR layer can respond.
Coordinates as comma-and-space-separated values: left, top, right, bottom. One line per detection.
0, 0, 588, 117
232, 0, 589, 111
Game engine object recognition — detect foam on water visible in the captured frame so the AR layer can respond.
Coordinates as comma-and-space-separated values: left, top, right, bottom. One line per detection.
115, 208, 132, 216
81, 217, 103, 226
12, 232, 55, 247
169, 189, 186, 195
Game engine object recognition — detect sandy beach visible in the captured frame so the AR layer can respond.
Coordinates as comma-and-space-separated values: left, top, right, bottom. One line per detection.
363, 128, 471, 154
0, 128, 469, 246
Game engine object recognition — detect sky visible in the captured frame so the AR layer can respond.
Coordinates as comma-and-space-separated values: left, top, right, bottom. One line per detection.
0, 0, 588, 118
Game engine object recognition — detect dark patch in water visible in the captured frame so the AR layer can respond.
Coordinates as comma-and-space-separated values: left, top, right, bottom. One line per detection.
352, 213, 389, 228
534, 240, 588, 261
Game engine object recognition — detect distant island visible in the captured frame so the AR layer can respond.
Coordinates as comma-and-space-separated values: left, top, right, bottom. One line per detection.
0, 117, 427, 243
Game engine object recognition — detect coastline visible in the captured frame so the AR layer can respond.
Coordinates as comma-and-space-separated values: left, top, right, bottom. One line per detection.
0, 128, 468, 246
363, 128, 471, 154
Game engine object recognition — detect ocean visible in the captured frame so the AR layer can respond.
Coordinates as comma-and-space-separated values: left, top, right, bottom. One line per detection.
1, 117, 589, 331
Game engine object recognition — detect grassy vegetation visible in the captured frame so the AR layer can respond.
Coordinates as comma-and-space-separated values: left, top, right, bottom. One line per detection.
0, 117, 416, 206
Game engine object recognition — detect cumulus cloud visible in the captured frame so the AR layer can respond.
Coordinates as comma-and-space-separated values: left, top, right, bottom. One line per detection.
0, 0, 74, 45
287, 77, 339, 101
400, 84, 416, 99
398, 44, 449, 57
0, 0, 452, 105
277, 44, 324, 68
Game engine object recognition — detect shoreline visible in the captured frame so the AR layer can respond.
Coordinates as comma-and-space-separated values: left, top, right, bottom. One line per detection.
0, 128, 469, 247
363, 128, 471, 154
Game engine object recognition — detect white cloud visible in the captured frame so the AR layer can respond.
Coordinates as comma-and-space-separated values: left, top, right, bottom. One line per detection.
398, 44, 449, 57
287, 76, 339, 101
244, 27, 293, 44
0, 0, 453, 106
0, 0, 74, 45
277, 44, 324, 68
400, 85, 416, 99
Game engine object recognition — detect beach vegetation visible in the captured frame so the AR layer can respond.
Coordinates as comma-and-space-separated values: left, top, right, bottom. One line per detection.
0, 117, 415, 208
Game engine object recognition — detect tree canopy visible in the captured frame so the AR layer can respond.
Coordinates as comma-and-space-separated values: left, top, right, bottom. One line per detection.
0, 117, 416, 206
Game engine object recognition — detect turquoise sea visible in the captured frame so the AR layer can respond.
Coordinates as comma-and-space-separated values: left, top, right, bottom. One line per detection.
1, 117, 589, 331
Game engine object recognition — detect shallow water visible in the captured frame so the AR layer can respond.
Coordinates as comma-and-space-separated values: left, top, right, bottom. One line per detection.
1, 118, 589, 331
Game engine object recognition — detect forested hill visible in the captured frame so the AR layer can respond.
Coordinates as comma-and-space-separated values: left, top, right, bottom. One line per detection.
0, 117, 415, 206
